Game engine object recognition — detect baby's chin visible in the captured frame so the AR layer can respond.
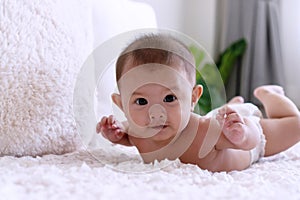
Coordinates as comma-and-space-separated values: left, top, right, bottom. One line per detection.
148, 127, 180, 145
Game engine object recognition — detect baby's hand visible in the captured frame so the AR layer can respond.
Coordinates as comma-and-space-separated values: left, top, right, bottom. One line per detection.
96, 115, 127, 143
216, 105, 247, 146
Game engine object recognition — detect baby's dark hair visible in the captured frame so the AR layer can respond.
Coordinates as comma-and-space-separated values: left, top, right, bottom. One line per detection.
116, 33, 196, 85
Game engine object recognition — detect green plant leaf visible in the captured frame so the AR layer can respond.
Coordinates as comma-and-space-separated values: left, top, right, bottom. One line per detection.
217, 39, 247, 84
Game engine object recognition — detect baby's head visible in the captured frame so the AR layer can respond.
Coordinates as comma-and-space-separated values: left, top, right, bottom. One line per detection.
112, 34, 202, 144
116, 34, 196, 87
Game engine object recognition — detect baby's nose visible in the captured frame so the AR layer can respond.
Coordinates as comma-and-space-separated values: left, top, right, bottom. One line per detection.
149, 104, 167, 122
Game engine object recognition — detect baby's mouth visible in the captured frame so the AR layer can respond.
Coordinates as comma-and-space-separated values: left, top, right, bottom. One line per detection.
149, 125, 168, 130
151, 125, 167, 129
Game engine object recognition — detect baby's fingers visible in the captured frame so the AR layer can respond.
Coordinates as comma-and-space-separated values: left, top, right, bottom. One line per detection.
96, 117, 109, 133
225, 113, 245, 126
216, 106, 230, 125
96, 122, 101, 133
107, 115, 119, 129
96, 116, 117, 133
219, 105, 237, 116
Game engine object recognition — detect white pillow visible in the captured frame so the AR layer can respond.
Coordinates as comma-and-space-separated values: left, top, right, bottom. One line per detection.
0, 0, 92, 156
0, 0, 156, 156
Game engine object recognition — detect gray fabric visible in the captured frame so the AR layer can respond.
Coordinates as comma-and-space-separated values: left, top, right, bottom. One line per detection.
217, 0, 285, 104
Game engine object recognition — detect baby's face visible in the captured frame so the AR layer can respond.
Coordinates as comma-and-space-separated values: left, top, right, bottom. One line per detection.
117, 63, 194, 144
128, 83, 183, 142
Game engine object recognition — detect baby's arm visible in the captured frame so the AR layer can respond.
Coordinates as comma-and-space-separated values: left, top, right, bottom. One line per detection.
203, 148, 252, 172
215, 105, 261, 151
96, 115, 132, 146
198, 105, 262, 171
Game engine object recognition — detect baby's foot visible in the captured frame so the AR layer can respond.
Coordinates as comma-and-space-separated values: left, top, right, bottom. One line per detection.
228, 96, 244, 104
254, 85, 285, 101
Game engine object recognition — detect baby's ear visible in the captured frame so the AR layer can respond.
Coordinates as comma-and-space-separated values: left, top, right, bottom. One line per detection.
111, 93, 123, 111
192, 85, 203, 104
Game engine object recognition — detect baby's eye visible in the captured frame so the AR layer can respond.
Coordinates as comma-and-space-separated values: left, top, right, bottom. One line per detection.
135, 98, 148, 105
163, 95, 177, 103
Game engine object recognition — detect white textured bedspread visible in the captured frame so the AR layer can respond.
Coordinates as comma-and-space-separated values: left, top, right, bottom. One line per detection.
1, 143, 300, 200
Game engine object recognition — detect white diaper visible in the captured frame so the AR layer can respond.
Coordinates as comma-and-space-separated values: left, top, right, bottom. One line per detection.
249, 128, 266, 164
237, 103, 266, 164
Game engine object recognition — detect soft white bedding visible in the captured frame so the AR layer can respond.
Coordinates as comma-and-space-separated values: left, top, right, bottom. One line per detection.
1, 143, 300, 200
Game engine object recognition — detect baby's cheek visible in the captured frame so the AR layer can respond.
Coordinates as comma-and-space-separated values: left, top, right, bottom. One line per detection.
129, 109, 149, 127
167, 108, 181, 125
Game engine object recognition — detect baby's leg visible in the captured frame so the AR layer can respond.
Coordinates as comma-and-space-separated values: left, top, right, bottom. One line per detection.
254, 85, 300, 156
254, 85, 299, 118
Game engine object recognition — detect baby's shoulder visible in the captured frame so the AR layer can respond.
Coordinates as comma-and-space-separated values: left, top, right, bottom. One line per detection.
190, 112, 211, 127
187, 113, 213, 143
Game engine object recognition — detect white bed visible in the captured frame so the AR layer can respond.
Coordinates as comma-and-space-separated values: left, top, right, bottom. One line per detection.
1, 143, 300, 199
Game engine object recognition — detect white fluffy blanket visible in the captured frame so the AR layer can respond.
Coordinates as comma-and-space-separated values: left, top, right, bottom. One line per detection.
1, 143, 300, 199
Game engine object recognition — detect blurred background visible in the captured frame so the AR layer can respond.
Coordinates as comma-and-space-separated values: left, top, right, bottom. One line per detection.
133, 0, 300, 107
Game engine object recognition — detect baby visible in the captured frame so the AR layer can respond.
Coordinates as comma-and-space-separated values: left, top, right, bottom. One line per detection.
96, 34, 300, 172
